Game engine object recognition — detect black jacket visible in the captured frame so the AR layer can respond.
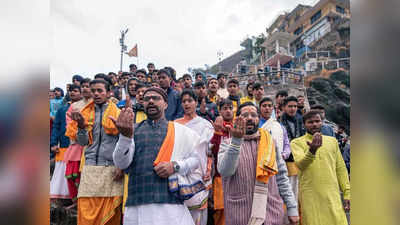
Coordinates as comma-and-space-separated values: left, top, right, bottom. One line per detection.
196, 96, 219, 122
280, 113, 305, 162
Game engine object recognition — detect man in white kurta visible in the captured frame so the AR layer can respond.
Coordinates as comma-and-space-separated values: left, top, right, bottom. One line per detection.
112, 88, 202, 225
175, 89, 215, 225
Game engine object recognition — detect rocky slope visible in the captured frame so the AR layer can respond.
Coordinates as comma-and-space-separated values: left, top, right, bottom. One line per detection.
307, 70, 350, 134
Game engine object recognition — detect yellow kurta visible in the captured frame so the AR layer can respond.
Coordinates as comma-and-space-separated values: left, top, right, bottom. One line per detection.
240, 96, 254, 104
291, 133, 350, 225
239, 97, 261, 108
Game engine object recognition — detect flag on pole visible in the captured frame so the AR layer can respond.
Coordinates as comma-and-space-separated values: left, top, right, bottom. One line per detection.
127, 44, 138, 57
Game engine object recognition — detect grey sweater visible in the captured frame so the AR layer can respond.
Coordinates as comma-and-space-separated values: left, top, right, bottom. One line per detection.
218, 136, 298, 217
76, 103, 119, 166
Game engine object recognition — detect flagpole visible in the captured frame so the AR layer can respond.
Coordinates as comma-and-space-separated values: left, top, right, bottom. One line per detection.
119, 28, 129, 72
137, 44, 139, 68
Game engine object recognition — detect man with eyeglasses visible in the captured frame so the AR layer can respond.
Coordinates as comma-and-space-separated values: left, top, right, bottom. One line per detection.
217, 102, 287, 225
112, 87, 204, 225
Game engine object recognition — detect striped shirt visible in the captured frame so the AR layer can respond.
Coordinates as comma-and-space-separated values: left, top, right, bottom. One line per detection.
218, 134, 289, 225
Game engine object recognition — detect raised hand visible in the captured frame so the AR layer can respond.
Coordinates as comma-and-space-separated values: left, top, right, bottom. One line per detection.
307, 132, 322, 154
109, 107, 134, 138
212, 116, 224, 132
226, 116, 246, 138
288, 216, 300, 225
125, 93, 133, 109
71, 110, 85, 129
51, 146, 59, 153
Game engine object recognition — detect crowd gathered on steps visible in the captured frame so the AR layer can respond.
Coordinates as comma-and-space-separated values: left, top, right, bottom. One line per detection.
50, 62, 350, 225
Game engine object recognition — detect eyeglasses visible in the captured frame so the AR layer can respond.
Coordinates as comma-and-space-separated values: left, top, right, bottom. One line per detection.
240, 112, 258, 118
143, 95, 162, 102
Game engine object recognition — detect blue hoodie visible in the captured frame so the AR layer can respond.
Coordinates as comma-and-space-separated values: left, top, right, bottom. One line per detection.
50, 103, 70, 148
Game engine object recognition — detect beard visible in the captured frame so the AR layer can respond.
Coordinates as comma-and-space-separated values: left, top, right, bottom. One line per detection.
245, 121, 259, 135
306, 126, 321, 135
145, 105, 162, 120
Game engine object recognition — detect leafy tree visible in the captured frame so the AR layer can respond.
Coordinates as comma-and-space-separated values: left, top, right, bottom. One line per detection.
254, 33, 266, 55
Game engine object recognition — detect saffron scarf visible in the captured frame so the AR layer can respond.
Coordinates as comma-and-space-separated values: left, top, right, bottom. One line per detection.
255, 128, 279, 184
65, 100, 120, 145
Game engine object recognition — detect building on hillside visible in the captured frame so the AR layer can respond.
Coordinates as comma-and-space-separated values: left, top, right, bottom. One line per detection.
259, 0, 350, 76
210, 0, 350, 89
266, 4, 312, 35
261, 31, 296, 71
288, 0, 350, 57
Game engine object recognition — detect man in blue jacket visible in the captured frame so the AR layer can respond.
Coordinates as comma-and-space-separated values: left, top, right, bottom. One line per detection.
50, 84, 82, 205
158, 69, 184, 121
310, 104, 335, 137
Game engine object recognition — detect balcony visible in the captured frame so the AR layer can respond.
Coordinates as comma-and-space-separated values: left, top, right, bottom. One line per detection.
262, 32, 296, 67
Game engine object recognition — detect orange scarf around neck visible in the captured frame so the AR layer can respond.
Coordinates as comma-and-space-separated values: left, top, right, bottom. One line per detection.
65, 100, 120, 145
256, 128, 278, 184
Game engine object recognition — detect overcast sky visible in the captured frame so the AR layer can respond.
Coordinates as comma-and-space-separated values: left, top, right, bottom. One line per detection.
50, 0, 319, 89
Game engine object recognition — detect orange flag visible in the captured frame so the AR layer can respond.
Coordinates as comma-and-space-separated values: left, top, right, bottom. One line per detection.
127, 44, 138, 57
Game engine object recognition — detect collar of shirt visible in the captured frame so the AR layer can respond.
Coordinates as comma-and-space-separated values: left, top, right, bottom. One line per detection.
146, 117, 167, 128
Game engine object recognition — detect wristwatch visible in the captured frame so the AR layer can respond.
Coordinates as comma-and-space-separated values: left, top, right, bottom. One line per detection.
172, 161, 180, 173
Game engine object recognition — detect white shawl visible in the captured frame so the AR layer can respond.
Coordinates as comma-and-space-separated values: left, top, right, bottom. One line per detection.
168, 122, 205, 201
178, 117, 214, 208
261, 117, 284, 154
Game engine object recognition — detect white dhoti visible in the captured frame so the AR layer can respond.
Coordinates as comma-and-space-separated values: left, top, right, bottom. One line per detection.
50, 161, 70, 199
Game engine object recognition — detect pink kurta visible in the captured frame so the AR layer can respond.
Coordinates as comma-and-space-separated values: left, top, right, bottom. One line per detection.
63, 99, 89, 163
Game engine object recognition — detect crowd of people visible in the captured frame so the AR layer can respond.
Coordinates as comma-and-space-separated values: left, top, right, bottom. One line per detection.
50, 62, 351, 225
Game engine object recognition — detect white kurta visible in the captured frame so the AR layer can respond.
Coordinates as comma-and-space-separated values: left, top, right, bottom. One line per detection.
261, 118, 284, 155
123, 204, 195, 225
181, 117, 214, 189
113, 122, 201, 225
179, 116, 214, 225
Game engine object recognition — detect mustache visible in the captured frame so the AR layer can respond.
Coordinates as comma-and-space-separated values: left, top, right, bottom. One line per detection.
145, 105, 159, 111
246, 121, 255, 126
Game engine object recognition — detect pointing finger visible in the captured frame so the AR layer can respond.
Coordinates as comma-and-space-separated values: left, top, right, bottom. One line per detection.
125, 94, 132, 109
109, 116, 117, 125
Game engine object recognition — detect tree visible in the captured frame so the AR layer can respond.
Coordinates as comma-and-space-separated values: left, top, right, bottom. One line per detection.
254, 33, 266, 55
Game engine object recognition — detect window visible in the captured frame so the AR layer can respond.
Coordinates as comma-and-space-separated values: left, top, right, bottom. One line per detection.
294, 26, 303, 35
336, 5, 345, 14
310, 10, 322, 24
